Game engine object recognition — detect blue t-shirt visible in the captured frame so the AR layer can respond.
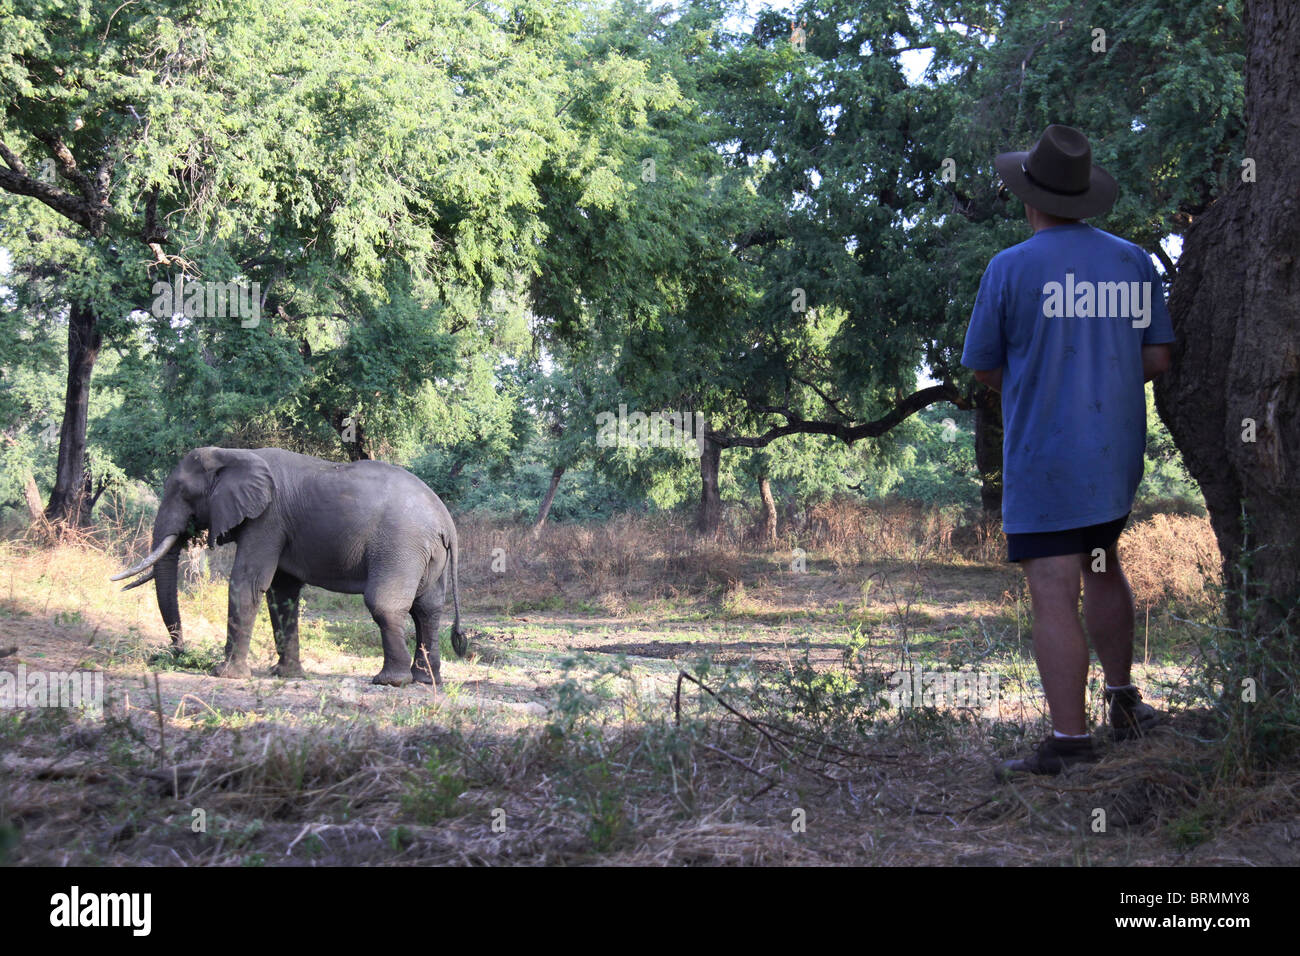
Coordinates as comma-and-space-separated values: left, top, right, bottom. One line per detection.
961, 223, 1176, 534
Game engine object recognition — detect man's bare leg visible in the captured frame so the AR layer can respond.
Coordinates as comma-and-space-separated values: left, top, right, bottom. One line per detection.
1021, 553, 1089, 736
1082, 545, 1135, 687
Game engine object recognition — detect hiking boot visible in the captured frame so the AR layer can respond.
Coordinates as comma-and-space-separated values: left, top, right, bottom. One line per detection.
1106, 686, 1161, 740
998, 735, 1097, 778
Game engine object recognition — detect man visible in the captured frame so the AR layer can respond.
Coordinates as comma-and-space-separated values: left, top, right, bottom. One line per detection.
961, 124, 1176, 775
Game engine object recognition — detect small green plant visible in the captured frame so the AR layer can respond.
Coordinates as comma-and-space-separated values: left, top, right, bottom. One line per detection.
765, 627, 887, 739
574, 761, 629, 852
400, 745, 470, 824
145, 643, 225, 673
1165, 505, 1300, 780
538, 654, 648, 853
545, 653, 630, 739
0, 821, 18, 864
0, 712, 26, 746
388, 826, 413, 852
1166, 806, 1215, 850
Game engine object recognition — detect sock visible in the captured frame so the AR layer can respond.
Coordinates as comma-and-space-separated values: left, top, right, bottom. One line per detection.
1053, 730, 1090, 740
1106, 683, 1136, 693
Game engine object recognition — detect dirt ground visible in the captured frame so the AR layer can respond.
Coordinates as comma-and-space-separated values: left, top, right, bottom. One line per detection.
2, 539, 1296, 866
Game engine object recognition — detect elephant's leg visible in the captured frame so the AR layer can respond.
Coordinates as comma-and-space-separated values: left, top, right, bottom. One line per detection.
411, 574, 447, 687
365, 588, 416, 687
267, 571, 305, 679
214, 536, 279, 679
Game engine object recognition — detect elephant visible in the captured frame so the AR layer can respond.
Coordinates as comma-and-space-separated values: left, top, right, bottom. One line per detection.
111, 447, 467, 686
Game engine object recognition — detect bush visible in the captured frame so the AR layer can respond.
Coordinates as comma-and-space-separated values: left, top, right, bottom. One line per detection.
1118, 513, 1221, 613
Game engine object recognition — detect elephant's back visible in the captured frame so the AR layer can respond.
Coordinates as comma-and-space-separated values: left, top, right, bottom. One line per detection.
269, 450, 452, 533
335, 459, 452, 524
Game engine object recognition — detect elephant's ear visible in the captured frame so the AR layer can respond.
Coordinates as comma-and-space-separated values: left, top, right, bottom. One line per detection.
197, 448, 274, 545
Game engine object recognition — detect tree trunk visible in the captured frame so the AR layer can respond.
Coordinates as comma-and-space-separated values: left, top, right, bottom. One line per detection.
44, 300, 101, 527
754, 474, 778, 547
23, 470, 43, 523
974, 388, 1003, 520
1155, 0, 1300, 677
696, 426, 723, 537
531, 465, 565, 537
334, 410, 371, 461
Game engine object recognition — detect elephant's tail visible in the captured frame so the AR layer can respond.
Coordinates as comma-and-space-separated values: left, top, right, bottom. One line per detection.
447, 531, 467, 658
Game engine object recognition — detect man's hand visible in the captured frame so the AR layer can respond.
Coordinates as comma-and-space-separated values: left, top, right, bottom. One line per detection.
1142, 344, 1172, 382
973, 367, 1003, 393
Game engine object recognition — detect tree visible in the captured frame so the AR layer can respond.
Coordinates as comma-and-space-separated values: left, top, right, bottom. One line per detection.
683, 0, 1246, 534
2, 0, 581, 510
1156, 0, 1299, 668
0, 0, 259, 522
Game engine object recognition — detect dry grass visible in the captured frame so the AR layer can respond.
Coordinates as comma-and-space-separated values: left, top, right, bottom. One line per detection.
1118, 512, 1222, 610
460, 499, 1220, 620
29, 495, 1220, 620
802, 497, 964, 564
1, 501, 1288, 867
7, 672, 1295, 866
460, 510, 749, 609
460, 497, 983, 607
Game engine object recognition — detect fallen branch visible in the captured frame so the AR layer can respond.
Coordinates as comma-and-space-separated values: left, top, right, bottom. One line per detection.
675, 670, 791, 758
695, 741, 778, 787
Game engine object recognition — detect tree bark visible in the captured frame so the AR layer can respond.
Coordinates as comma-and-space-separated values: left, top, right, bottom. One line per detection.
717, 383, 962, 448
334, 410, 371, 461
531, 465, 565, 537
973, 388, 1003, 520
1155, 0, 1300, 673
754, 474, 778, 546
23, 470, 43, 523
44, 300, 101, 527
696, 426, 723, 537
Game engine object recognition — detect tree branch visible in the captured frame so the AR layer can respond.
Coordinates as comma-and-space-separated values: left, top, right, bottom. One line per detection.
0, 162, 98, 231
1152, 242, 1177, 280
715, 383, 964, 448
33, 132, 97, 209
0, 139, 30, 177
732, 227, 783, 253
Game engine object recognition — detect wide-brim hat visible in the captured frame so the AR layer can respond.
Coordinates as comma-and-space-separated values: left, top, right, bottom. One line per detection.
994, 124, 1118, 219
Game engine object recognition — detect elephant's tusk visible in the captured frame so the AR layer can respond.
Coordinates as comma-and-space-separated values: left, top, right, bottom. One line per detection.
110, 534, 179, 581
119, 568, 156, 592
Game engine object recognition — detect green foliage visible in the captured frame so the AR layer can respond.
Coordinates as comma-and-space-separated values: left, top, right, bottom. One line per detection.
145, 643, 225, 673
1137, 386, 1204, 510
0, 0, 1236, 529
542, 652, 680, 850
852, 404, 980, 510
1167, 508, 1300, 776
400, 745, 471, 824
761, 628, 888, 739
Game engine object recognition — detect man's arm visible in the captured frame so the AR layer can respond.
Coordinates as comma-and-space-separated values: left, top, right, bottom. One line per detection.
1142, 344, 1172, 382
973, 367, 1003, 393
962, 259, 1006, 392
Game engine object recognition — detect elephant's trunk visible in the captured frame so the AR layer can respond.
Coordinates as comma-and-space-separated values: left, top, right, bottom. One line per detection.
153, 548, 184, 648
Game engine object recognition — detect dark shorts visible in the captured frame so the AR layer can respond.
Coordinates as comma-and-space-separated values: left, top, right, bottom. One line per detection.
1005, 513, 1130, 563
